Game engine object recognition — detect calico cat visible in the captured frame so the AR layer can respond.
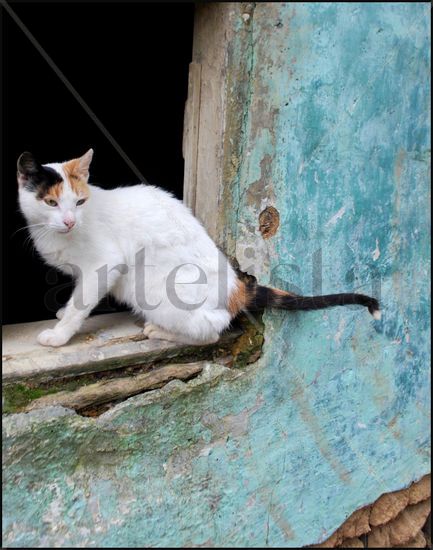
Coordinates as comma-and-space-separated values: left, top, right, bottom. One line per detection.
16, 149, 380, 347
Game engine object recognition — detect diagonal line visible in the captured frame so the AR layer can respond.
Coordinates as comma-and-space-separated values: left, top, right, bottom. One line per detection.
1, 0, 148, 184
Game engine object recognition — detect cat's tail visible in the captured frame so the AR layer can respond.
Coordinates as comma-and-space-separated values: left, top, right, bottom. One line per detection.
229, 280, 381, 320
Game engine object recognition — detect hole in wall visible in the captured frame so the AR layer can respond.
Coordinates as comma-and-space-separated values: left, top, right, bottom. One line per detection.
259, 206, 280, 239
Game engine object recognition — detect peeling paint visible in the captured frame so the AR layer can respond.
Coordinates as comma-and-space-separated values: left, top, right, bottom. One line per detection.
326, 206, 347, 227
372, 238, 381, 261
334, 317, 347, 346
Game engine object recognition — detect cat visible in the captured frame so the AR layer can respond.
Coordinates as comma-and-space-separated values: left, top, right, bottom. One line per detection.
16, 149, 380, 347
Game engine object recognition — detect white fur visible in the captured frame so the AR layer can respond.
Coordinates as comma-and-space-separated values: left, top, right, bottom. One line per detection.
372, 309, 381, 321
18, 156, 238, 347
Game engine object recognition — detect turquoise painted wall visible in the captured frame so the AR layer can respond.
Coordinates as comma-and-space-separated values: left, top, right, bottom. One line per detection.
3, 3, 430, 547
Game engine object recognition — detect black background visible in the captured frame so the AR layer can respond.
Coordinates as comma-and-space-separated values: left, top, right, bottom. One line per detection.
2, 1, 194, 324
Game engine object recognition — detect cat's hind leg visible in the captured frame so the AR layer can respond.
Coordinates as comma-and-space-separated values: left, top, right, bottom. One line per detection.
143, 322, 219, 346
56, 307, 66, 320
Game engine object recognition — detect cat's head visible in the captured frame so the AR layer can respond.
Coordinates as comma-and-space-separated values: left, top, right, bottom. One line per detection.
17, 149, 93, 234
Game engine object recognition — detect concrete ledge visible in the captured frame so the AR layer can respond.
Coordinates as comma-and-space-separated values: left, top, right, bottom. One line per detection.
2, 313, 240, 384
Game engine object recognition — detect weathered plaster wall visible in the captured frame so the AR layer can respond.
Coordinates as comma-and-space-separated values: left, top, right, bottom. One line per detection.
3, 3, 431, 548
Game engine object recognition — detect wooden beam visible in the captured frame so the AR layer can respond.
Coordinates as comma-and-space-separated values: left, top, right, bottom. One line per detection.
183, 61, 202, 214
25, 362, 205, 412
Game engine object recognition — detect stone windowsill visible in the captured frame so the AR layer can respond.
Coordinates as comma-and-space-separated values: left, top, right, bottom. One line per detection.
2, 312, 240, 385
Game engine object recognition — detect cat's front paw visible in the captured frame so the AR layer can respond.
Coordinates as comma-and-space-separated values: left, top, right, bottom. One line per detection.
37, 328, 70, 347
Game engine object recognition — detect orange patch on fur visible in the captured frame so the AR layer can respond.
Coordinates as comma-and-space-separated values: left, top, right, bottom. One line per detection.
63, 159, 90, 196
228, 279, 248, 316
63, 158, 80, 176
70, 178, 89, 196
270, 287, 298, 306
45, 182, 64, 200
272, 287, 297, 297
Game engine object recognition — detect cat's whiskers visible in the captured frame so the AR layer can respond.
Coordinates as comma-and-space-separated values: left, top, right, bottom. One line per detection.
28, 225, 57, 254
11, 222, 48, 239
23, 226, 50, 254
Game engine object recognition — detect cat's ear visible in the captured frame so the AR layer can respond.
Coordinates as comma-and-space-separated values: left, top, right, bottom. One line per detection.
77, 149, 93, 177
64, 149, 93, 181
17, 152, 42, 187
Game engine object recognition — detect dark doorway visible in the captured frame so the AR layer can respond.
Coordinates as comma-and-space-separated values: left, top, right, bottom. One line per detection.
2, 2, 195, 324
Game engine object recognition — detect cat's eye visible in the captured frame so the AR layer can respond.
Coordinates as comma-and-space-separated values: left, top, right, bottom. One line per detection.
45, 199, 58, 207
76, 198, 87, 206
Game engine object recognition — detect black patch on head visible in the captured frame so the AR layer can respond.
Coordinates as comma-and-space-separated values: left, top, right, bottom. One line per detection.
17, 152, 63, 199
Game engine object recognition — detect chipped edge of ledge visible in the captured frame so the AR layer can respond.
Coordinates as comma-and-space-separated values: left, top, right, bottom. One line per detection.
97, 362, 242, 424
2, 362, 243, 435
2, 405, 77, 437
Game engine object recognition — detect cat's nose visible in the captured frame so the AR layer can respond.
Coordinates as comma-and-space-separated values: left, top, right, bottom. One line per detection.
63, 219, 75, 230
